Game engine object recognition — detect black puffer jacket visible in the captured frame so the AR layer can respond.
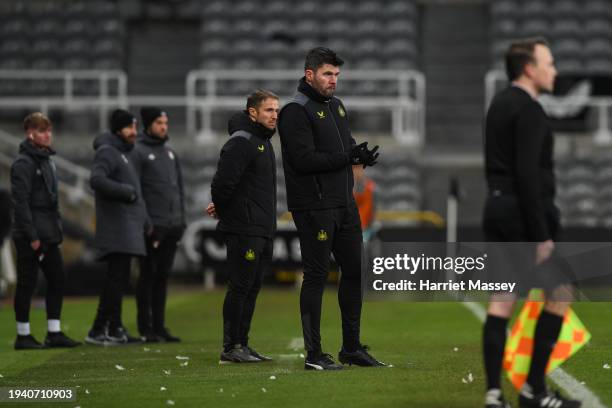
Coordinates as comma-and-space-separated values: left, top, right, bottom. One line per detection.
278, 77, 356, 211
10, 140, 62, 244
90, 132, 148, 260
132, 132, 185, 240
211, 111, 277, 238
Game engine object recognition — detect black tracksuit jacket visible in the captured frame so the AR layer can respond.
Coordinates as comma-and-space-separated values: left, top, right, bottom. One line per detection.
211, 111, 277, 238
278, 77, 355, 211
10, 140, 62, 245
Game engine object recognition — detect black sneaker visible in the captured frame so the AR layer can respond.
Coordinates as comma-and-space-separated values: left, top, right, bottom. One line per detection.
485, 388, 512, 408
244, 345, 273, 362
140, 332, 163, 343
45, 332, 81, 348
338, 344, 386, 367
155, 328, 181, 343
219, 344, 261, 364
304, 353, 343, 371
108, 326, 143, 345
519, 384, 581, 408
84, 328, 112, 346
14, 335, 45, 350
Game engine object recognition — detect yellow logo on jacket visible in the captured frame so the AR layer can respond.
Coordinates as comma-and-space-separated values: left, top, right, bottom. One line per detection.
245, 249, 256, 261
316, 111, 326, 119
258, 144, 265, 152
317, 230, 328, 241
338, 106, 346, 117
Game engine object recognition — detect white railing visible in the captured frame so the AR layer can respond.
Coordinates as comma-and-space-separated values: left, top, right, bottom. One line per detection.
0, 70, 128, 130
485, 69, 612, 145
186, 69, 426, 146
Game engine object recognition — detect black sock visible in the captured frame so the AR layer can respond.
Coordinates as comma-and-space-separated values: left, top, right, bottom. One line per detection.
307, 350, 321, 360
527, 310, 563, 394
483, 314, 509, 390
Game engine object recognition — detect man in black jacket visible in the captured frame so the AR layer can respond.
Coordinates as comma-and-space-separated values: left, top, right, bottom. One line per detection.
85, 109, 148, 346
208, 89, 279, 363
132, 107, 185, 343
482, 39, 580, 408
10, 112, 80, 349
278, 47, 381, 370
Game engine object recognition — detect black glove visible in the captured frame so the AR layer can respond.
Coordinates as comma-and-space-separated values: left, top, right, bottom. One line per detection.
364, 144, 380, 167
348, 142, 370, 165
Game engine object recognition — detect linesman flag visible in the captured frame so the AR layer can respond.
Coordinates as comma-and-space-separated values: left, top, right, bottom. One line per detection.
503, 298, 591, 390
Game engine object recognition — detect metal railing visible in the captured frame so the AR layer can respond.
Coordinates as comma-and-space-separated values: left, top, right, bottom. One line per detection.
0, 70, 128, 129
485, 69, 612, 145
186, 69, 426, 146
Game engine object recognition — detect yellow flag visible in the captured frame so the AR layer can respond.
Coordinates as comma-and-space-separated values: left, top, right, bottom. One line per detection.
504, 297, 591, 390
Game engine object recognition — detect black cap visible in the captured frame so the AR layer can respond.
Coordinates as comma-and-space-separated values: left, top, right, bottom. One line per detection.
110, 109, 136, 134
140, 107, 167, 130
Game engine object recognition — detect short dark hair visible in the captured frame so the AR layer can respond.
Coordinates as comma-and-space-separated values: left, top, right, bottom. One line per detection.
23, 112, 51, 131
246, 89, 279, 111
505, 37, 549, 81
304, 47, 344, 71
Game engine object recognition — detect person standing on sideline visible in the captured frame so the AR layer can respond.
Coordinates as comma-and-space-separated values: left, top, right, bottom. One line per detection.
208, 90, 279, 363
132, 107, 185, 343
10, 112, 81, 350
85, 109, 148, 346
278, 47, 382, 370
482, 38, 580, 408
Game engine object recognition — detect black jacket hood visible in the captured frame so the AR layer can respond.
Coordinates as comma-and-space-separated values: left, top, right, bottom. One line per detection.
19, 140, 55, 160
227, 111, 275, 140
93, 131, 135, 152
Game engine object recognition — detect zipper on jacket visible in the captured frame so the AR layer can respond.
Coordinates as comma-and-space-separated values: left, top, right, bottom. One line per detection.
327, 103, 350, 205
313, 176, 322, 200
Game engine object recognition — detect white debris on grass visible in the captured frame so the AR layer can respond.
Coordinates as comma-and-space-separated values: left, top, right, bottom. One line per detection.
219, 388, 223, 393
166, 400, 175, 406
143, 347, 150, 352
603, 363, 610, 370
180, 362, 189, 367
261, 388, 267, 393
299, 353, 305, 358
462, 372, 474, 384
176, 356, 189, 360
0, 374, 3, 378
269, 375, 276, 380
115, 365, 125, 371
160, 387, 167, 391
453, 347, 459, 352
163, 370, 171, 375
85, 389, 90, 395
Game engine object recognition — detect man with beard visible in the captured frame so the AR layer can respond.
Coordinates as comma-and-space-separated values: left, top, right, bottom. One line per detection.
278, 47, 381, 370
85, 109, 148, 346
132, 107, 185, 343
208, 90, 278, 363
10, 112, 80, 349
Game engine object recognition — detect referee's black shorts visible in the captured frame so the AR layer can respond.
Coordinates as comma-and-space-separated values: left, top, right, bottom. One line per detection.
482, 193, 573, 297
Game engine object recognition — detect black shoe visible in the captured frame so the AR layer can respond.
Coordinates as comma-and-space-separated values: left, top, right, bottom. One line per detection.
45, 332, 81, 348
84, 328, 112, 346
108, 326, 143, 345
219, 344, 261, 363
14, 335, 45, 350
155, 328, 181, 343
338, 344, 386, 367
244, 345, 273, 362
140, 332, 163, 343
519, 385, 581, 408
485, 389, 511, 408
304, 353, 343, 370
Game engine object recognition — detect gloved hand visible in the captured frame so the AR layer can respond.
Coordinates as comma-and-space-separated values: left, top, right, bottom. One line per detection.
348, 142, 370, 165
364, 144, 380, 167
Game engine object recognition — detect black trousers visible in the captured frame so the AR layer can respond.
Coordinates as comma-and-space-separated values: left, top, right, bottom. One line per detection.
137, 235, 178, 335
13, 238, 65, 323
292, 202, 363, 353
92, 253, 133, 331
222, 233, 272, 349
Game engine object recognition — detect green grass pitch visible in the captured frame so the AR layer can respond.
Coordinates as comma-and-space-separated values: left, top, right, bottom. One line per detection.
0, 289, 610, 407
